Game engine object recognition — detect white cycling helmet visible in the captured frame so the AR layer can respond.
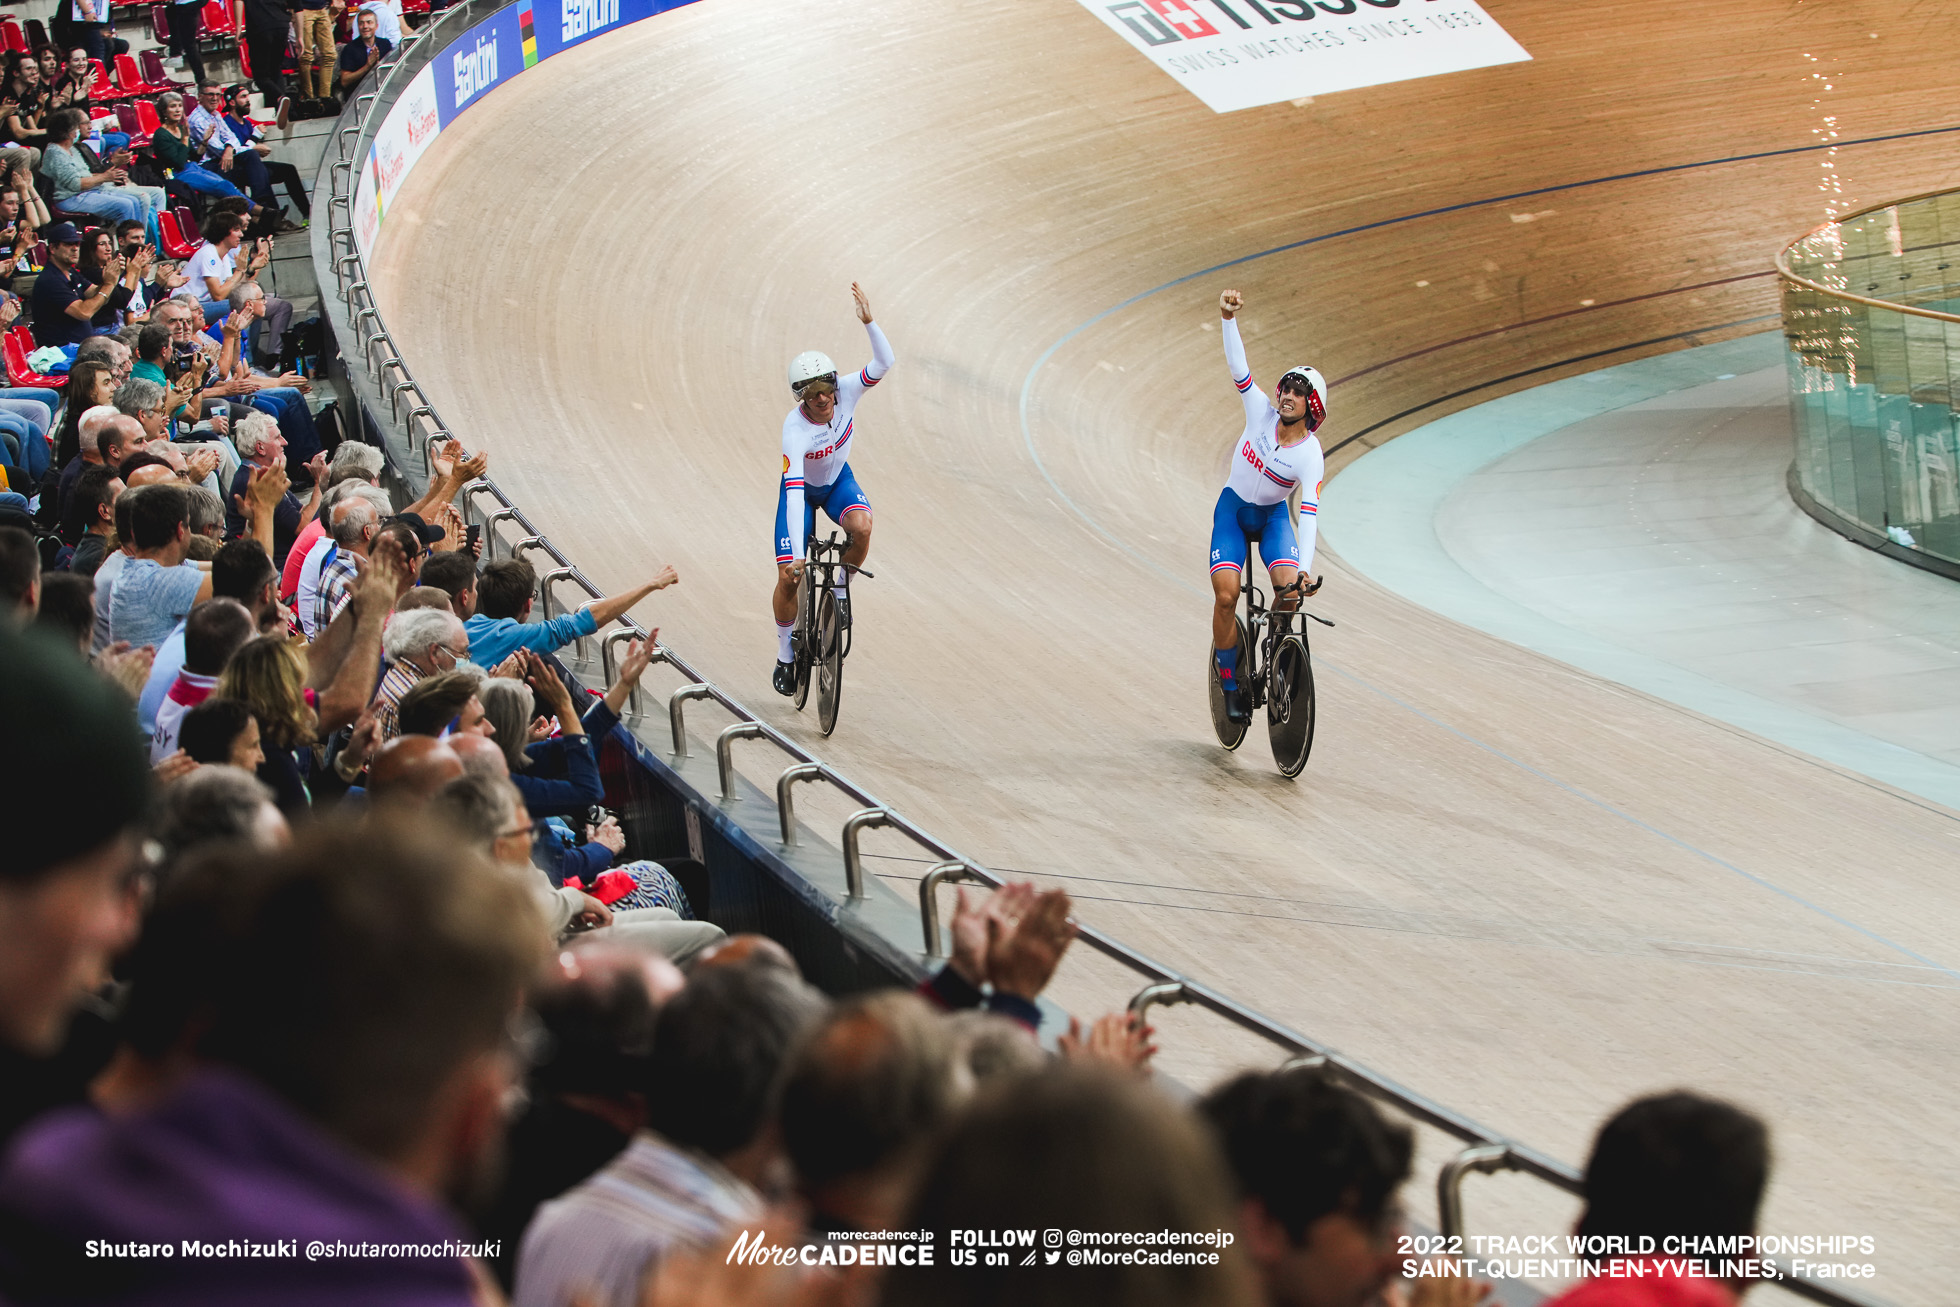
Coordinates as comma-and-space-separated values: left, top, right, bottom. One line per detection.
1278, 363, 1328, 430
788, 350, 838, 394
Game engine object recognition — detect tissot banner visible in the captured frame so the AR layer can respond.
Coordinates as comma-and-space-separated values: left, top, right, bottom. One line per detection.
1073, 0, 1530, 113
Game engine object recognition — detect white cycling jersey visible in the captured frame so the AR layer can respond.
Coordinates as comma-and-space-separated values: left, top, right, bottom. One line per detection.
1220, 317, 1324, 567
779, 320, 894, 559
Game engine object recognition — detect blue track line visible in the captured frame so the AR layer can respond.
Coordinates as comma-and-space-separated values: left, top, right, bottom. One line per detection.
1014, 126, 1960, 980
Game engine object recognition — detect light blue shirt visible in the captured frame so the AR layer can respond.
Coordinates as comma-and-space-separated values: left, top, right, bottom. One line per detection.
137, 624, 188, 736
110, 559, 204, 652
187, 104, 242, 161
464, 608, 598, 669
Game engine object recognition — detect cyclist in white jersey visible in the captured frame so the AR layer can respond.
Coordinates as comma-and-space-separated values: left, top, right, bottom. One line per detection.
1209, 288, 1326, 723
771, 282, 893, 695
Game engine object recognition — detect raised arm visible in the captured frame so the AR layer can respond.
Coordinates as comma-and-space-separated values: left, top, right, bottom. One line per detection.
1219, 288, 1264, 421
851, 282, 893, 384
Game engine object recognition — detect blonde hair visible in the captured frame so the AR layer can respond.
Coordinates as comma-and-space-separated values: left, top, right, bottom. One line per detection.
216, 636, 314, 750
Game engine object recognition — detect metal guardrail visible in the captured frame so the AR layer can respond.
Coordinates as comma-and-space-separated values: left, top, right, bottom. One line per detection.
313, 22, 1886, 1304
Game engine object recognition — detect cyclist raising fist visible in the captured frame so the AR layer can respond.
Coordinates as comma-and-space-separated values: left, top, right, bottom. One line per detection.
770, 282, 892, 695
1209, 288, 1326, 724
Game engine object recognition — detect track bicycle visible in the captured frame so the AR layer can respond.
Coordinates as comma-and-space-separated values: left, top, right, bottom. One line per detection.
1207, 573, 1333, 778
789, 530, 870, 736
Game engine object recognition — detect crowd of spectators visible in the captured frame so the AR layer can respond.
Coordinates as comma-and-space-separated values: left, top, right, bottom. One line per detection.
0, 55, 1784, 1297
0, 539, 1781, 1307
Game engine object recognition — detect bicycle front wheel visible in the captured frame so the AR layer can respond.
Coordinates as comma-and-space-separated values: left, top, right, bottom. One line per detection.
816, 588, 845, 736
792, 569, 814, 711
1267, 633, 1316, 777
1207, 618, 1250, 751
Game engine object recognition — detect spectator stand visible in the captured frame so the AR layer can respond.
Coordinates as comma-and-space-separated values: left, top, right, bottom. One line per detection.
310, 8, 1886, 1306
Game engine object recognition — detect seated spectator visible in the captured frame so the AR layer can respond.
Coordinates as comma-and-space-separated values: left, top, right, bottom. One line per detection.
213, 634, 315, 812
39, 113, 160, 245
420, 547, 478, 621
514, 960, 825, 1307
1545, 1093, 1770, 1307
32, 571, 96, 651
467, 556, 679, 669
186, 209, 271, 330
222, 84, 310, 219
778, 991, 967, 1235
75, 224, 149, 331
477, 942, 684, 1291
356, 0, 403, 44
396, 584, 455, 613
373, 604, 470, 740
880, 1067, 1258, 1307
311, 484, 390, 635
450, 731, 509, 778
148, 91, 255, 213
147, 763, 288, 868
118, 374, 239, 493
397, 668, 494, 739
1200, 1067, 1416, 1307
223, 410, 315, 564
50, 400, 121, 523
185, 484, 226, 553
338, 10, 394, 94
107, 482, 213, 650
188, 84, 297, 231
479, 666, 601, 816
57, 463, 119, 577
150, 597, 255, 762
0, 522, 39, 619
0, 621, 149, 1151
0, 819, 548, 1304
89, 476, 146, 652
430, 773, 722, 965
28, 220, 130, 348
136, 537, 282, 735
176, 696, 265, 771
282, 439, 383, 599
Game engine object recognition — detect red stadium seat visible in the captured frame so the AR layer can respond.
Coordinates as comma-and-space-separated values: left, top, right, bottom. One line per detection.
3, 330, 68, 389
113, 102, 150, 146
158, 209, 200, 259
0, 21, 27, 54
134, 97, 161, 137
139, 48, 187, 90
199, 1, 233, 35
149, 4, 168, 43
87, 58, 131, 101
112, 54, 161, 96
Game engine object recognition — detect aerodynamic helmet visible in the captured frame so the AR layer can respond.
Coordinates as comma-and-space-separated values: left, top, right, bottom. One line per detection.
788, 350, 838, 395
1277, 364, 1328, 430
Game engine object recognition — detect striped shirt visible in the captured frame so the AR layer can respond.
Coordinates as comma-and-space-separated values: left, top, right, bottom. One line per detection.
512, 1132, 759, 1307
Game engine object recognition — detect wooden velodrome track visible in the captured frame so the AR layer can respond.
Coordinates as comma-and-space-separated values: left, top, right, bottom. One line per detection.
372, 0, 1960, 1296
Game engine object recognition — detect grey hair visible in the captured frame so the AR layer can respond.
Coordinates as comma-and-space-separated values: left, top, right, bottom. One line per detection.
233, 409, 281, 458
476, 677, 536, 773
328, 441, 385, 483
186, 484, 225, 535
77, 405, 121, 456
150, 764, 279, 866
113, 377, 165, 420
427, 772, 523, 856
227, 280, 266, 312
329, 485, 392, 546
380, 606, 464, 664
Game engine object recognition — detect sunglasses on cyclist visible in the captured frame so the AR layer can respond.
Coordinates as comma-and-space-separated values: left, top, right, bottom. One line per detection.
1276, 376, 1315, 398
794, 375, 838, 398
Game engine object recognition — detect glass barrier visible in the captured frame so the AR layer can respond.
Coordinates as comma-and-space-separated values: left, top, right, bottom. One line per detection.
1779, 189, 1960, 574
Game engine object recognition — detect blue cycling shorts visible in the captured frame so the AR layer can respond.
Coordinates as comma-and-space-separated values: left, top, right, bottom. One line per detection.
1208, 487, 1299, 577
775, 463, 873, 563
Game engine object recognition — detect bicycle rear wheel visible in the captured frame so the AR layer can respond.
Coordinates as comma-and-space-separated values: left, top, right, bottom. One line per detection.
1207, 618, 1250, 750
1267, 633, 1316, 777
815, 588, 845, 736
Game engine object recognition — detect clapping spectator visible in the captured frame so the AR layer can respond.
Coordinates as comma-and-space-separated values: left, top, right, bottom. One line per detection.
311, 483, 390, 633
223, 411, 314, 564
282, 439, 382, 597
372, 604, 470, 739
222, 88, 306, 219
188, 84, 295, 228
149, 92, 256, 211
467, 556, 679, 668
920, 879, 1076, 1033
338, 9, 393, 93
106, 481, 212, 649
514, 961, 825, 1307
39, 113, 160, 244
29, 220, 131, 348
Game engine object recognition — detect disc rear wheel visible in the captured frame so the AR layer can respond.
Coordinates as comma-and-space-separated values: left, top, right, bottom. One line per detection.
1266, 633, 1316, 777
815, 589, 845, 736
1207, 617, 1250, 750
